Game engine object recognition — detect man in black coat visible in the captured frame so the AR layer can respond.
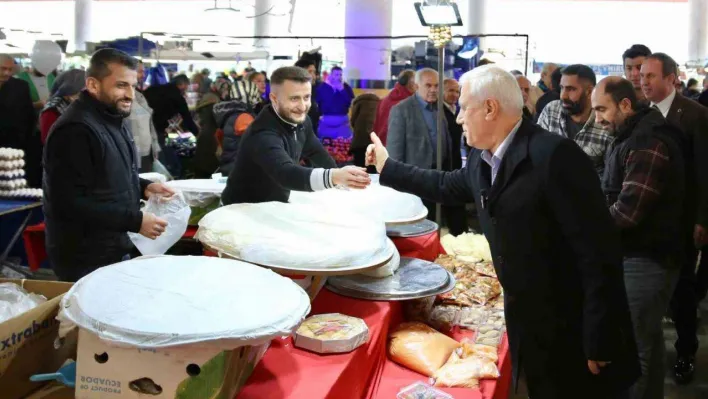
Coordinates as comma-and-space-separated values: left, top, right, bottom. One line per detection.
221, 66, 370, 205
442, 78, 469, 235
43, 49, 174, 282
593, 77, 685, 399
0, 54, 35, 149
366, 66, 639, 399
641, 53, 708, 383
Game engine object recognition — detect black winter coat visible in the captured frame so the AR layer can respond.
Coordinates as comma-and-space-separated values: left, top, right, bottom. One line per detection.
380, 119, 639, 398
43, 92, 150, 282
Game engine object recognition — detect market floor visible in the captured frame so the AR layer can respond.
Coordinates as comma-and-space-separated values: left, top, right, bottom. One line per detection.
506, 297, 708, 399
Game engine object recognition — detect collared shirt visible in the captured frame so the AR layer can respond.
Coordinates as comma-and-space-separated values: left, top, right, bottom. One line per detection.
481, 118, 523, 184
537, 99, 613, 176
650, 89, 676, 118
415, 93, 448, 161
444, 102, 458, 115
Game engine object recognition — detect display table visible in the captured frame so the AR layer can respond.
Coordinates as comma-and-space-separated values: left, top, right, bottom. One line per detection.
239, 289, 511, 399
0, 199, 42, 276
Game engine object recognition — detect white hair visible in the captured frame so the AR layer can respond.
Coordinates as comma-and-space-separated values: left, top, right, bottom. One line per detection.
459, 65, 524, 114
415, 67, 438, 85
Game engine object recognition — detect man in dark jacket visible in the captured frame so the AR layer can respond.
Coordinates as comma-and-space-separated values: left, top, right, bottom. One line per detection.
350, 92, 380, 168
593, 77, 685, 399
534, 67, 561, 121
372, 69, 416, 145
366, 66, 639, 399
43, 49, 174, 282
221, 66, 371, 205
641, 53, 708, 383
0, 54, 35, 149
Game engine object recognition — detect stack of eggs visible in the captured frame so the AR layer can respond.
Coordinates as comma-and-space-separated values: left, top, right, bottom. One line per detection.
0, 148, 41, 199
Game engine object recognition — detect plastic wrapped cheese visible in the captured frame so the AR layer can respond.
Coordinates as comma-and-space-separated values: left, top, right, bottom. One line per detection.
294, 313, 369, 354
288, 178, 427, 225
440, 233, 492, 260
196, 202, 391, 270
388, 322, 461, 377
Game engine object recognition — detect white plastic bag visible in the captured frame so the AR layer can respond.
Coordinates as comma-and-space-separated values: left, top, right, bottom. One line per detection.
129, 193, 191, 256
0, 282, 47, 323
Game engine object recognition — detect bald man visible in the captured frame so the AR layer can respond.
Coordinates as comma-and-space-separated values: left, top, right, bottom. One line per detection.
0, 54, 34, 149
592, 76, 685, 399
514, 74, 534, 119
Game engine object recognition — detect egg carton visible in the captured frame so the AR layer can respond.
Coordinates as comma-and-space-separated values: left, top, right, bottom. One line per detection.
0, 148, 25, 160
0, 169, 25, 180
0, 159, 25, 170
0, 179, 27, 189
0, 188, 42, 199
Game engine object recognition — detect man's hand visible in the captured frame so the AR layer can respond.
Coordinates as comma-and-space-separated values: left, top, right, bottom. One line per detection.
144, 182, 175, 200
587, 360, 610, 375
139, 212, 168, 240
366, 132, 389, 173
694, 224, 707, 248
331, 166, 371, 189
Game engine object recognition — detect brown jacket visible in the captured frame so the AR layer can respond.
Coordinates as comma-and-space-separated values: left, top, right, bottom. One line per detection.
350, 93, 381, 150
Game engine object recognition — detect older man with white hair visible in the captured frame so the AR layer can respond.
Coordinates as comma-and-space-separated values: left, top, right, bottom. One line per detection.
367, 65, 640, 398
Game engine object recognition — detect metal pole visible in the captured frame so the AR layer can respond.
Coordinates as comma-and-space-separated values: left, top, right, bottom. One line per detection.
524, 35, 529, 76
436, 45, 445, 228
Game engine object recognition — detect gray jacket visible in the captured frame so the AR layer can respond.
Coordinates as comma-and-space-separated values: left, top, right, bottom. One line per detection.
386, 95, 450, 169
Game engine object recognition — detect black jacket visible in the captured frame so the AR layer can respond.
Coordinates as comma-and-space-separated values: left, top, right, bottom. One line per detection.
666, 93, 708, 228
0, 77, 35, 149
380, 119, 639, 396
602, 107, 686, 263
221, 105, 336, 205
443, 106, 463, 170
143, 83, 199, 141
43, 91, 150, 282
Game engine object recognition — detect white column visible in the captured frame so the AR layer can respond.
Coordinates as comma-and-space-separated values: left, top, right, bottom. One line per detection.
344, 0, 393, 87
466, 0, 487, 35
253, 0, 290, 60
688, 0, 708, 67
74, 0, 93, 52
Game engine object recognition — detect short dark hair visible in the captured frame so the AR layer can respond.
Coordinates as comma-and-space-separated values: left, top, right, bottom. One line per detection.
602, 78, 639, 111
398, 69, 415, 86
171, 74, 190, 86
87, 48, 137, 80
646, 53, 678, 78
270, 66, 311, 85
687, 78, 698, 88
331, 66, 343, 72
561, 64, 596, 86
247, 71, 265, 82
550, 68, 562, 91
294, 59, 315, 70
622, 44, 652, 63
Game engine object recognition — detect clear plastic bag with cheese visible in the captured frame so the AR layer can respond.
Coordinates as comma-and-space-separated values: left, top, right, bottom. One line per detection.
196, 202, 392, 270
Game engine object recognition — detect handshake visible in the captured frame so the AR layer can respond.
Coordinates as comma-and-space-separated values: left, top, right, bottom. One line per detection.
328, 132, 389, 189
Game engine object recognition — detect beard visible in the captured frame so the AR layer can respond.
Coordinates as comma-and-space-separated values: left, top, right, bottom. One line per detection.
98, 92, 132, 118
275, 103, 308, 124
562, 98, 585, 116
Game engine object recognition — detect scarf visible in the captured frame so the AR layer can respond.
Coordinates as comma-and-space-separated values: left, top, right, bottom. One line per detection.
42, 95, 71, 115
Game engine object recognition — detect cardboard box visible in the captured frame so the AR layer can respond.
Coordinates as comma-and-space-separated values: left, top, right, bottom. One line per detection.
0, 279, 77, 399
75, 329, 269, 399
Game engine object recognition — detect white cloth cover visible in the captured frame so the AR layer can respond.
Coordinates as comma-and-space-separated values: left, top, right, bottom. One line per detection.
59, 256, 311, 348
196, 202, 391, 270
288, 178, 427, 224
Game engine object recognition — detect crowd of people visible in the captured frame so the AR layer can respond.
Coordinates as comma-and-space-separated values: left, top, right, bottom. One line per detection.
1, 40, 708, 399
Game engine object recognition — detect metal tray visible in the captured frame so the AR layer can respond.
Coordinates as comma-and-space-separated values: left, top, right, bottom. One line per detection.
326, 257, 455, 301
386, 219, 438, 238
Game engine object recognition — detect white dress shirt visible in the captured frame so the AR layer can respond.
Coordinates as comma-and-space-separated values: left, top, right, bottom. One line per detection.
481, 118, 523, 184
650, 88, 676, 118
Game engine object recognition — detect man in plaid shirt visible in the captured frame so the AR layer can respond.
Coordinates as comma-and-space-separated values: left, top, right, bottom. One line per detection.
592, 77, 685, 399
538, 64, 613, 177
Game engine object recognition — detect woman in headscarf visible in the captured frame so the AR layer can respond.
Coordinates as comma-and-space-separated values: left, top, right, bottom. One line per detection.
215, 79, 261, 175
40, 69, 85, 144
192, 77, 232, 178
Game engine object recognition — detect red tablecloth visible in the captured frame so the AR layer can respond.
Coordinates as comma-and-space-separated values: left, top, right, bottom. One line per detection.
238, 289, 401, 399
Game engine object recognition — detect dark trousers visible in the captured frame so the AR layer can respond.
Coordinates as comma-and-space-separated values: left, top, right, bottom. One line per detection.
423, 200, 469, 236
670, 236, 700, 357
697, 245, 708, 301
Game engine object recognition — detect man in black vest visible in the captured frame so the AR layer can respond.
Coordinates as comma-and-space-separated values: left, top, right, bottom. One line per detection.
43, 48, 174, 282
592, 77, 685, 399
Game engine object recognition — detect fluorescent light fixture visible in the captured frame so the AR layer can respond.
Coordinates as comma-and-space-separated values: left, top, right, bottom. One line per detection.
414, 1, 463, 27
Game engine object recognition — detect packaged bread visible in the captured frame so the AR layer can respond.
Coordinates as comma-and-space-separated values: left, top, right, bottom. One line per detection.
433, 340, 500, 388
388, 322, 461, 377
294, 313, 369, 354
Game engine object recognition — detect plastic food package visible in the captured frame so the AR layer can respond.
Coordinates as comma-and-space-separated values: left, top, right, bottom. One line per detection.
294, 313, 369, 354
128, 193, 191, 256
473, 262, 497, 278
440, 233, 492, 260
457, 306, 489, 329
474, 327, 504, 347
467, 276, 502, 305
427, 305, 460, 332
397, 382, 453, 399
60, 256, 311, 348
0, 283, 47, 323
288, 180, 427, 225
439, 280, 477, 307
458, 339, 499, 363
433, 351, 499, 388
196, 202, 391, 270
388, 322, 461, 377
403, 296, 435, 322
361, 241, 400, 278
166, 179, 226, 207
